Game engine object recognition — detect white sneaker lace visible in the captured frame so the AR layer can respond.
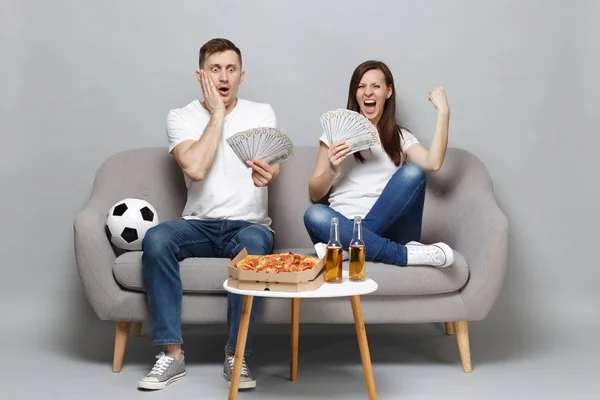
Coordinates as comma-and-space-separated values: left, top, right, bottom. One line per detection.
150, 353, 173, 376
227, 355, 249, 376
409, 245, 443, 265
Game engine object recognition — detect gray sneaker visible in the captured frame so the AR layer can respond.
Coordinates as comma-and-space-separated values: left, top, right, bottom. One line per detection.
223, 354, 256, 389
138, 352, 186, 390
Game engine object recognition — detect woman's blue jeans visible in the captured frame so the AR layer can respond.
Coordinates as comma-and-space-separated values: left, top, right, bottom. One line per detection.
303, 163, 426, 266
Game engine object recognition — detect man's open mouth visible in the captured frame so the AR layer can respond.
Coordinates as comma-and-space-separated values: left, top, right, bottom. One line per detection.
218, 87, 230, 96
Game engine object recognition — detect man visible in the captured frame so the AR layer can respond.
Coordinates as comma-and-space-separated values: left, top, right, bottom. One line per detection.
138, 38, 279, 391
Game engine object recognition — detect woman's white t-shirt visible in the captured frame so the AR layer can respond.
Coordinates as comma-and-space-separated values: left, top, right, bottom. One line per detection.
319, 129, 419, 219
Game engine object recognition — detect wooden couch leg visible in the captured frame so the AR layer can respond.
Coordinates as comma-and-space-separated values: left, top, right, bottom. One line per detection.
445, 322, 455, 335
133, 322, 143, 337
113, 322, 131, 373
454, 321, 472, 373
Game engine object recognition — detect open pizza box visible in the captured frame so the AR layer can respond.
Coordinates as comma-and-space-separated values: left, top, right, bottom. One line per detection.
227, 248, 326, 292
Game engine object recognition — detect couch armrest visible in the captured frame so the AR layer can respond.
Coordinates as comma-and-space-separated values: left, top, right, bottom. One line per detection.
423, 148, 509, 322
454, 191, 508, 321
73, 198, 120, 321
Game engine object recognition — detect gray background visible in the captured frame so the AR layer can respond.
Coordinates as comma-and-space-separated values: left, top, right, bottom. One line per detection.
1, 0, 598, 398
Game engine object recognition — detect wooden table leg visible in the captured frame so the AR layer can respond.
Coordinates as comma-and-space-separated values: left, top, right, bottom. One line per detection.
350, 295, 377, 400
228, 295, 254, 400
290, 298, 300, 381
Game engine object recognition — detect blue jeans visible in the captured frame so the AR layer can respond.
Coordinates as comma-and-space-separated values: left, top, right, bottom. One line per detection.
141, 219, 274, 356
304, 163, 426, 266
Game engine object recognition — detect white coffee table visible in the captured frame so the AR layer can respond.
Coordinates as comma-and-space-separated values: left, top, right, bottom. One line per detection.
223, 270, 379, 400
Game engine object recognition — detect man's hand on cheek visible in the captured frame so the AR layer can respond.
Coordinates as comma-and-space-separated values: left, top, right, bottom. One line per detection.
246, 159, 274, 187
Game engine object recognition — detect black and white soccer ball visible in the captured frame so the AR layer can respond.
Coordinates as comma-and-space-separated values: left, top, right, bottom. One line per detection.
105, 198, 159, 251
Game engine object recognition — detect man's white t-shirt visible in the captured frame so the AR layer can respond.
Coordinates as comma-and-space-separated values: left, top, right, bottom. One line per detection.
167, 98, 276, 227
319, 129, 420, 220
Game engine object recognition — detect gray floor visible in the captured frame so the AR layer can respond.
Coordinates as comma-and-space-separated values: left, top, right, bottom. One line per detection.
3, 291, 600, 400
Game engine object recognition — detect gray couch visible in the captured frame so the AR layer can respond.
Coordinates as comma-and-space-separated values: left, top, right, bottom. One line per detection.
73, 146, 508, 374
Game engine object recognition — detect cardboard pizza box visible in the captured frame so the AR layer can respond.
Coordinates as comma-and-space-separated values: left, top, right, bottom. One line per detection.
227, 248, 326, 292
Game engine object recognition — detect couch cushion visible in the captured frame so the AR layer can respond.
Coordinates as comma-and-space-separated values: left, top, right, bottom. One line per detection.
114, 251, 231, 294
367, 251, 469, 295
280, 248, 469, 296
113, 247, 469, 296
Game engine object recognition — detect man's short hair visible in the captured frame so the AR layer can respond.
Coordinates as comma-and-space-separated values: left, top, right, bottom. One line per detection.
199, 38, 242, 69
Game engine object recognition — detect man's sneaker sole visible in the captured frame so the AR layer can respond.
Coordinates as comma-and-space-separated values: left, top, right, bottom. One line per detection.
223, 372, 256, 389
138, 371, 186, 390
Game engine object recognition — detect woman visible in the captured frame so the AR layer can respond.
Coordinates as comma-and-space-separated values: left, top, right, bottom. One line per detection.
304, 60, 454, 268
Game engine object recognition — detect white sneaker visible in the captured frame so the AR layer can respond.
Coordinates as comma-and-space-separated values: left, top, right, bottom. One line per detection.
314, 242, 348, 261
406, 241, 454, 268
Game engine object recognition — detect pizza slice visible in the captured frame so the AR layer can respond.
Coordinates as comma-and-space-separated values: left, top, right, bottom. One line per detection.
236, 252, 320, 273
236, 255, 261, 270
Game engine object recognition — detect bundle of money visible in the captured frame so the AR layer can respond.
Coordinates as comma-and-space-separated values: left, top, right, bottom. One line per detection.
226, 127, 294, 166
320, 109, 380, 154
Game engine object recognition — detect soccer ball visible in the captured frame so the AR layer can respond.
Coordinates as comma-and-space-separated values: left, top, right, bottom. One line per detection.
105, 198, 159, 251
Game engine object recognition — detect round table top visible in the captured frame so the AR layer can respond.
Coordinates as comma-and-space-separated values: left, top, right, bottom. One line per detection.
223, 270, 378, 298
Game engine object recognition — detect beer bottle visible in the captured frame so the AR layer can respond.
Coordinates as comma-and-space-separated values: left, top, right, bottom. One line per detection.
325, 217, 343, 283
349, 216, 366, 281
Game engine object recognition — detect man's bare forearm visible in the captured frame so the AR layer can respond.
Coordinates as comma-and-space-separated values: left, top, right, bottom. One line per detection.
180, 111, 225, 181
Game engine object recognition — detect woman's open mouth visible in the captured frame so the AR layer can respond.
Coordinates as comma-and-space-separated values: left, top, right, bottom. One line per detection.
363, 99, 376, 115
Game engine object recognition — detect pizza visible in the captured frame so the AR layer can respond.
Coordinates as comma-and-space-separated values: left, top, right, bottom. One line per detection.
236, 252, 320, 273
